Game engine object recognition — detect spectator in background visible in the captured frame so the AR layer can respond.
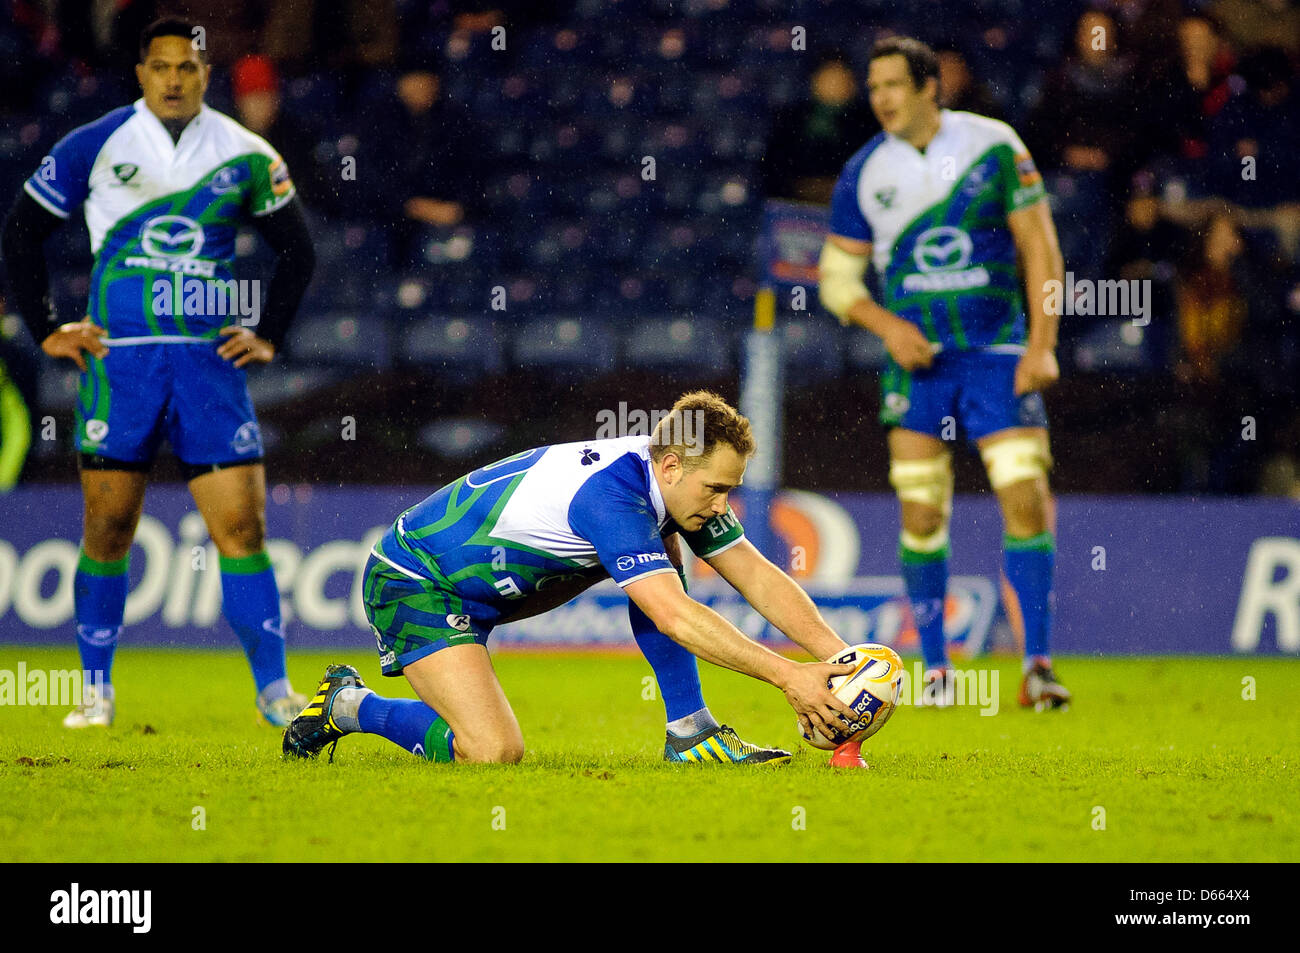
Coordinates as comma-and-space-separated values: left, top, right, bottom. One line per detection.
936, 44, 1003, 119
365, 62, 490, 266
1173, 211, 1285, 491
262, 0, 397, 79
1211, 0, 1300, 56
1207, 46, 1300, 210
1135, 12, 1234, 173
762, 53, 878, 203
1108, 171, 1190, 364
1176, 212, 1249, 385
231, 55, 332, 216
1028, 9, 1137, 181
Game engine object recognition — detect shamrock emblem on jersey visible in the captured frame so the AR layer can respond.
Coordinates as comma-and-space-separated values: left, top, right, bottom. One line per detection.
580, 448, 600, 465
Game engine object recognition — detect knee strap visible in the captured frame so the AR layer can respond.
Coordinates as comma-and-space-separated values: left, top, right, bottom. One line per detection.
980, 436, 1051, 490
889, 454, 954, 514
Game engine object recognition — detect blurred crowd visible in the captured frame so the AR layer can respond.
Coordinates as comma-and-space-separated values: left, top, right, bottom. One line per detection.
1, 0, 1298, 495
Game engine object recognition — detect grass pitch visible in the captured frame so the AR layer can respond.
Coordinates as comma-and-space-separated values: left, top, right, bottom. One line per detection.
0, 647, 1295, 862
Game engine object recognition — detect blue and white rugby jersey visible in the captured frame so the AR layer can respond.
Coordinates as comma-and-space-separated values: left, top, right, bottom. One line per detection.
370, 436, 746, 624
829, 109, 1047, 351
24, 99, 295, 341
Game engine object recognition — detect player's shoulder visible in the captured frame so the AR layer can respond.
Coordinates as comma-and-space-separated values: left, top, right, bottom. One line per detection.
946, 109, 1028, 149
552, 436, 652, 503
841, 130, 891, 176
48, 103, 138, 158
552, 435, 651, 482
200, 105, 281, 159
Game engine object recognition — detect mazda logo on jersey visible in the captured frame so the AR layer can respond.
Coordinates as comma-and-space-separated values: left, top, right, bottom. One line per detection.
616, 555, 636, 572
140, 215, 205, 259
903, 226, 990, 293
913, 226, 972, 272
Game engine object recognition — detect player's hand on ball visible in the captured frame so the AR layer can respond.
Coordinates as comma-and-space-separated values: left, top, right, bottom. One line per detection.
41, 320, 109, 371
1014, 346, 1059, 396
882, 317, 935, 371
781, 660, 861, 736
218, 325, 275, 367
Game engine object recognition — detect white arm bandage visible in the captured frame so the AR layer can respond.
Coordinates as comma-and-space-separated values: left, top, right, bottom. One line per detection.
817, 241, 871, 325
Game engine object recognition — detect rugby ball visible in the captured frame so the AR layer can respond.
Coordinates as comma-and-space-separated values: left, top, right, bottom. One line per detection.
798, 643, 904, 750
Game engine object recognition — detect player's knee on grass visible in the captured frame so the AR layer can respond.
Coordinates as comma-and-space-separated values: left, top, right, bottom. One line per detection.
455, 728, 525, 764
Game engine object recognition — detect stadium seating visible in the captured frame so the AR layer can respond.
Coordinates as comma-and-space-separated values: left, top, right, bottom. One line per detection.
284, 313, 392, 370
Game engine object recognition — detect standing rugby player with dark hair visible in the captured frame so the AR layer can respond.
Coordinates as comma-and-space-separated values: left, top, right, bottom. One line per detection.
1, 17, 317, 727
819, 37, 1072, 710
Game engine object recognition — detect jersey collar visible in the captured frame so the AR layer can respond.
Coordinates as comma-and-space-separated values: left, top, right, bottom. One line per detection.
640, 440, 669, 528
133, 98, 211, 158
885, 107, 952, 157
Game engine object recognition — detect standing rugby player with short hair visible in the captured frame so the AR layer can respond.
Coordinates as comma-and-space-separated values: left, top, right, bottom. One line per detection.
818, 37, 1072, 709
1, 17, 317, 727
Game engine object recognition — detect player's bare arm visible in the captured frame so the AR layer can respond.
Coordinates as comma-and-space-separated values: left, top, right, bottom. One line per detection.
819, 233, 934, 370
623, 570, 860, 734
704, 538, 847, 661
1007, 200, 1065, 396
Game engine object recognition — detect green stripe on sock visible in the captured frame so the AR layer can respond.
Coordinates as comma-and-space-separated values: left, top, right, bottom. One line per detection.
422, 717, 455, 763
1004, 531, 1055, 552
218, 551, 273, 574
78, 551, 129, 577
899, 543, 950, 566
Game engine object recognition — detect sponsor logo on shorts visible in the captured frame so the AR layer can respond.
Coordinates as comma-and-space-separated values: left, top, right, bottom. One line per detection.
884, 393, 910, 416
446, 614, 471, 632
231, 421, 260, 454
84, 419, 109, 443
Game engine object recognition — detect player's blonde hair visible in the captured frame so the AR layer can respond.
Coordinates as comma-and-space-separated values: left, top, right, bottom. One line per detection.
649, 391, 755, 470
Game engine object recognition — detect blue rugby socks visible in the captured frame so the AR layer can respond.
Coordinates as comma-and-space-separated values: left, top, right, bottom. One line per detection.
73, 550, 127, 695
1004, 532, 1055, 663
355, 693, 455, 762
900, 541, 949, 669
629, 568, 713, 736
219, 551, 290, 698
